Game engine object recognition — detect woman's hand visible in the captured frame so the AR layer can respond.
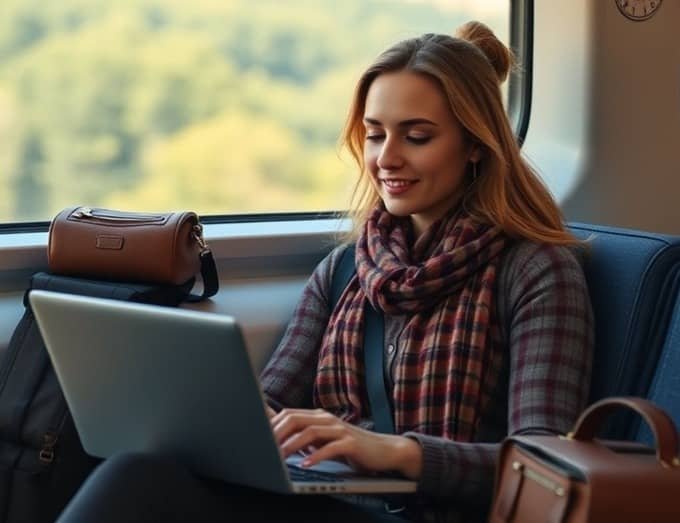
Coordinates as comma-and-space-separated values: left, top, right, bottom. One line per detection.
270, 408, 423, 480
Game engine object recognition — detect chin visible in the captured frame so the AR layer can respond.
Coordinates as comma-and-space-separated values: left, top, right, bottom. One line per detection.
382, 201, 415, 218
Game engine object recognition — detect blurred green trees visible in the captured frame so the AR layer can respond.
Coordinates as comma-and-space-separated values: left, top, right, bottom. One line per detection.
0, 0, 505, 221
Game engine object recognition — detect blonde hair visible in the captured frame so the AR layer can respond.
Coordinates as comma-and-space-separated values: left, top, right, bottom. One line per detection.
341, 21, 576, 245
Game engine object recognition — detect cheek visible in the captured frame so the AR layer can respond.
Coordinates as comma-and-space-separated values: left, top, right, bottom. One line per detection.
363, 146, 379, 175
426, 143, 467, 176
363, 149, 381, 192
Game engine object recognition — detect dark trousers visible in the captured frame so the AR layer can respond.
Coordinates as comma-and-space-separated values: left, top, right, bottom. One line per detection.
58, 453, 415, 522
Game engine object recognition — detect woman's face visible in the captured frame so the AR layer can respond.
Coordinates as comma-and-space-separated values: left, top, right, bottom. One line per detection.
363, 70, 477, 237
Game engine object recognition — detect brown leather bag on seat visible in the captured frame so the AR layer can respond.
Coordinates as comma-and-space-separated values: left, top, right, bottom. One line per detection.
488, 397, 680, 523
48, 206, 218, 299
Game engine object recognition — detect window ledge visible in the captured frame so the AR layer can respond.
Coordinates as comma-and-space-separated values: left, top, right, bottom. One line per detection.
0, 218, 351, 274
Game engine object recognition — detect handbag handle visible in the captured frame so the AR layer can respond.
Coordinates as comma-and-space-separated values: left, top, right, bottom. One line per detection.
568, 396, 680, 468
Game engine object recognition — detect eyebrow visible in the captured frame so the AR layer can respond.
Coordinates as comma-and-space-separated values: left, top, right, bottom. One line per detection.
363, 117, 438, 127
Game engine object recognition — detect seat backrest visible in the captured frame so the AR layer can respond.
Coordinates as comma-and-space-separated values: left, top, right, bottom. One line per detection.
635, 291, 680, 446
568, 222, 680, 436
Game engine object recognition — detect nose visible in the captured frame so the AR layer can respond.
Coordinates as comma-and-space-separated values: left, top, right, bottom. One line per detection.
376, 136, 404, 171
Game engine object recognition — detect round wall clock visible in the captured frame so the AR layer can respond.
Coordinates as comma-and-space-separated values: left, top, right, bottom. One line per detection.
615, 0, 663, 21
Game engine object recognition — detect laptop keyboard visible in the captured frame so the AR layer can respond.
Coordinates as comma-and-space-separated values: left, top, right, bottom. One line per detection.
287, 464, 345, 483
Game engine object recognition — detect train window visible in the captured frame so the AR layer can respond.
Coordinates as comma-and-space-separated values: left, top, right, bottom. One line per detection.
0, 0, 511, 224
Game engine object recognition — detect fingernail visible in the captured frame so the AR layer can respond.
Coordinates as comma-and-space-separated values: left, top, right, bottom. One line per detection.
302, 458, 312, 467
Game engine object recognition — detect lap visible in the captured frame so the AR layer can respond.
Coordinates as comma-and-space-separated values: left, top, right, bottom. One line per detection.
58, 453, 414, 523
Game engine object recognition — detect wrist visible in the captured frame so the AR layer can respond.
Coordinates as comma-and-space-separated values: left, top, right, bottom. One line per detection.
391, 435, 423, 480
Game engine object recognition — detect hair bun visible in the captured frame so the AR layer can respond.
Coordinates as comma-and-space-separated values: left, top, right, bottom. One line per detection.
455, 21, 514, 84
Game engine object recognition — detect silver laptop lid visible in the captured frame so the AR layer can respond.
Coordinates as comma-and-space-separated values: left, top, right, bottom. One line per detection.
29, 290, 292, 493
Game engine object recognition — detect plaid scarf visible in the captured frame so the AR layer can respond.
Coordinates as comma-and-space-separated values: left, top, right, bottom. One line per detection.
313, 206, 508, 441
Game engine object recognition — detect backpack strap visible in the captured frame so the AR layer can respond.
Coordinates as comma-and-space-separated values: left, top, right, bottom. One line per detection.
330, 244, 358, 309
330, 245, 395, 434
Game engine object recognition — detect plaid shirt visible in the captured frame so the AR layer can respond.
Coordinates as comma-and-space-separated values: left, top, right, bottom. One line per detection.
261, 240, 594, 521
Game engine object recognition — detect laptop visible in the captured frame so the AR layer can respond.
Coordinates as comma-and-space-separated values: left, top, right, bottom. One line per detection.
29, 290, 417, 495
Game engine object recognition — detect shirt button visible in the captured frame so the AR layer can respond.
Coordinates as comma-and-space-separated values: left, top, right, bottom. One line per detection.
387, 344, 395, 354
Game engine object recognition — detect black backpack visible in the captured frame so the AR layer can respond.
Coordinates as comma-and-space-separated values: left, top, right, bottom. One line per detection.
0, 272, 193, 523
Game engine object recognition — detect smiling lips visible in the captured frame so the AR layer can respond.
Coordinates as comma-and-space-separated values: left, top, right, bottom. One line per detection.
381, 178, 418, 195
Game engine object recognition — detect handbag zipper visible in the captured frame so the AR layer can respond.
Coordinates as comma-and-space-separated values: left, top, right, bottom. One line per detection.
512, 461, 566, 497
71, 207, 166, 224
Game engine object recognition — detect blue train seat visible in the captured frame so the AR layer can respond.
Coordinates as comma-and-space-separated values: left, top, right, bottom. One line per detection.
568, 222, 680, 437
635, 291, 680, 446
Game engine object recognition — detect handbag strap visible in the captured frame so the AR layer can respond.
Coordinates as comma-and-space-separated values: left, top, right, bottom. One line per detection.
331, 245, 395, 434
186, 250, 219, 302
184, 221, 219, 302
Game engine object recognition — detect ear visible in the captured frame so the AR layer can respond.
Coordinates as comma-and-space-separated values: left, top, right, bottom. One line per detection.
469, 146, 482, 163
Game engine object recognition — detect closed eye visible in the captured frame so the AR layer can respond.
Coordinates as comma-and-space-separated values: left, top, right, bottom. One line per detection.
365, 134, 385, 142
406, 135, 431, 145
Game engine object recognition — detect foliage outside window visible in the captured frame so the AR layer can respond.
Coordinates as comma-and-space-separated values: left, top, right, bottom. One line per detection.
0, 0, 508, 223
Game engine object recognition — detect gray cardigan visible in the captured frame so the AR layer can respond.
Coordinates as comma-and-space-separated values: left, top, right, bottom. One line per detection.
261, 240, 594, 520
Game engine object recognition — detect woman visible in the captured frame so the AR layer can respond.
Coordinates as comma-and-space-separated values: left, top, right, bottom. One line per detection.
59, 22, 593, 523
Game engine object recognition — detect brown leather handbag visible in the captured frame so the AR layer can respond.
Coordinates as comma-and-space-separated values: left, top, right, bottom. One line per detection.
489, 397, 680, 523
48, 206, 218, 299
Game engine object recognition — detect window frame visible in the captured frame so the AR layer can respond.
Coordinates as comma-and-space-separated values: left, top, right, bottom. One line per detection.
508, 0, 533, 145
